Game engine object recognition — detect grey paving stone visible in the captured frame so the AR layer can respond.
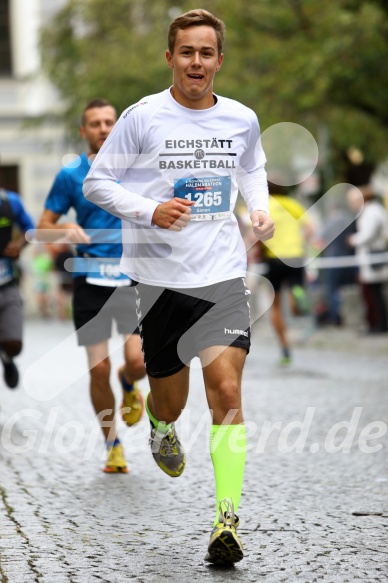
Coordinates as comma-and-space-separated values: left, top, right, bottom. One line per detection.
0, 319, 387, 581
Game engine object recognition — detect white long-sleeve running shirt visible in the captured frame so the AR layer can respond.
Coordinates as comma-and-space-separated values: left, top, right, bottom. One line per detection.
83, 88, 269, 288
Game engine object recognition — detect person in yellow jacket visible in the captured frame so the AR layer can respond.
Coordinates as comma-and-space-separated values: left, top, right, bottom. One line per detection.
262, 182, 313, 364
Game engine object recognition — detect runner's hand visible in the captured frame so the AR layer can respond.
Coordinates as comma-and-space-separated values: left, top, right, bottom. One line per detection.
251, 210, 275, 241
2, 241, 23, 259
64, 223, 91, 244
152, 199, 194, 231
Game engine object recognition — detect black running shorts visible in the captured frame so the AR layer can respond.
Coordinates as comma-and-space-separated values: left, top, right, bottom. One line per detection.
0, 282, 23, 343
264, 258, 305, 292
135, 278, 251, 378
72, 276, 139, 346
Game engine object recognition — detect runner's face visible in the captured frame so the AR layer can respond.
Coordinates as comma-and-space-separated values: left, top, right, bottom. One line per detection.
80, 106, 116, 154
166, 25, 223, 109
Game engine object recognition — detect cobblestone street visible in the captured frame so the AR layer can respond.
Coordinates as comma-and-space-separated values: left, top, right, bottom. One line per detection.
0, 318, 387, 582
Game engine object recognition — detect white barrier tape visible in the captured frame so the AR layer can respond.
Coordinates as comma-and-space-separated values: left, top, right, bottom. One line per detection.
248, 251, 388, 274
309, 251, 388, 269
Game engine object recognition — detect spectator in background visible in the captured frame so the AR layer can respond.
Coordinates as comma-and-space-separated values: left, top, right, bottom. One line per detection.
32, 243, 54, 318
315, 204, 356, 327
261, 181, 313, 365
0, 185, 34, 388
347, 185, 388, 334
52, 243, 74, 320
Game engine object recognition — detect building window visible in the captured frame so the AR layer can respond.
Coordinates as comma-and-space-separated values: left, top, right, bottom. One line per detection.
0, 0, 11, 76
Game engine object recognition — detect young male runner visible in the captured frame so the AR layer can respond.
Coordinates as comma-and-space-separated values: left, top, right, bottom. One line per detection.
37, 99, 146, 473
84, 11, 274, 562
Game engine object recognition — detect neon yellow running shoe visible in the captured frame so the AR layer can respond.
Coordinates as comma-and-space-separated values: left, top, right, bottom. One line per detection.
103, 443, 128, 474
279, 354, 291, 367
205, 499, 244, 564
149, 423, 186, 478
291, 285, 309, 315
118, 367, 144, 427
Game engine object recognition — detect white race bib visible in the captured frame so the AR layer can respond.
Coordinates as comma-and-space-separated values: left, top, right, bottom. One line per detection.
83, 257, 131, 287
174, 176, 231, 221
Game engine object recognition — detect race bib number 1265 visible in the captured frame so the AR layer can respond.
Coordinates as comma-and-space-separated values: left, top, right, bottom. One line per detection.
174, 176, 231, 221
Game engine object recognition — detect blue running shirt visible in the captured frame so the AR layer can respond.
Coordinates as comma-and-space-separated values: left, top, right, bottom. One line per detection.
0, 191, 34, 286
45, 153, 122, 258
45, 153, 128, 281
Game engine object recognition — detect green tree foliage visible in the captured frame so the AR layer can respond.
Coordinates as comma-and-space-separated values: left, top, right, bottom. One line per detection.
41, 0, 388, 182
216, 0, 388, 183
40, 0, 177, 134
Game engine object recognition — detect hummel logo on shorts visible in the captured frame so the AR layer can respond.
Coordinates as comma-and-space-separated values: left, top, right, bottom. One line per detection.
224, 328, 249, 337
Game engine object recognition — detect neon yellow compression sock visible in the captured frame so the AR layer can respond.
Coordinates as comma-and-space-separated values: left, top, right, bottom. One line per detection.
145, 392, 171, 433
210, 424, 247, 525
